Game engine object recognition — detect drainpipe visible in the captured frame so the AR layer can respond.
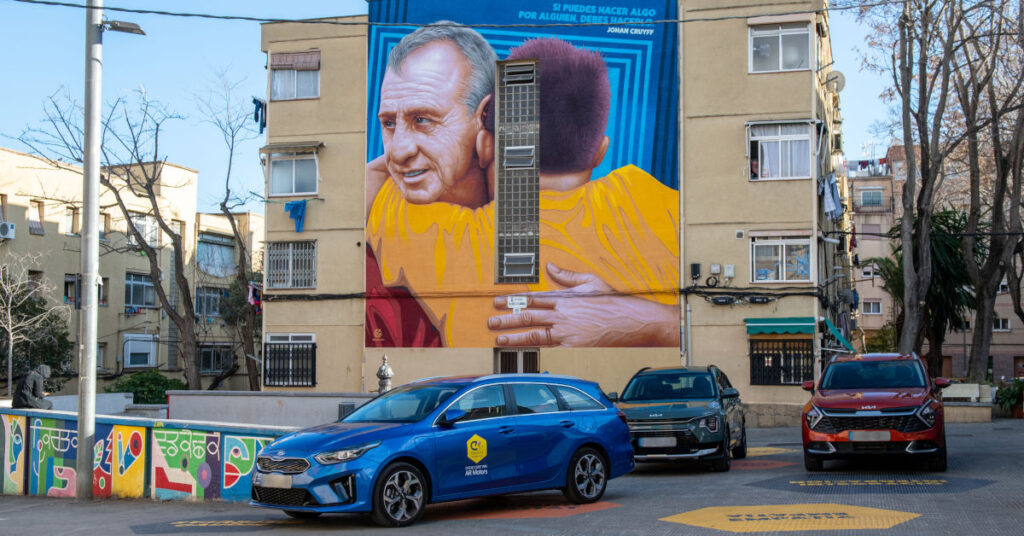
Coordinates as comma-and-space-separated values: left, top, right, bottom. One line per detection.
685, 302, 693, 367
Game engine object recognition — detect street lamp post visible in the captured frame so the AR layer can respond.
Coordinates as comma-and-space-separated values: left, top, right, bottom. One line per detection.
76, 0, 143, 501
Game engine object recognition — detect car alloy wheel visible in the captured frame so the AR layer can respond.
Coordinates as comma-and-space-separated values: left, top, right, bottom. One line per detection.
372, 462, 426, 527
563, 447, 607, 504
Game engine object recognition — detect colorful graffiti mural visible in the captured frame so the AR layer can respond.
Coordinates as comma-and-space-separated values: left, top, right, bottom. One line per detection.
365, 0, 681, 348
3, 408, 286, 503
2, 414, 27, 494
221, 434, 274, 502
151, 428, 222, 500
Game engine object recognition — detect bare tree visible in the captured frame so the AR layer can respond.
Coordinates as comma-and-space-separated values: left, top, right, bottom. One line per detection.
954, 0, 1024, 381
195, 72, 262, 391
19, 89, 205, 389
0, 252, 71, 396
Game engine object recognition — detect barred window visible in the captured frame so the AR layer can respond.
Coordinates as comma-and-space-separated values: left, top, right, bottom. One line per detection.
265, 333, 316, 387
266, 241, 317, 289
749, 338, 814, 385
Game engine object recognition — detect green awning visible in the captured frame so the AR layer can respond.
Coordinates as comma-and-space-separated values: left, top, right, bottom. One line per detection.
824, 318, 856, 352
745, 317, 815, 335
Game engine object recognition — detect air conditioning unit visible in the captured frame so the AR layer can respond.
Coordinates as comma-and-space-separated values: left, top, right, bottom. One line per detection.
0, 221, 15, 240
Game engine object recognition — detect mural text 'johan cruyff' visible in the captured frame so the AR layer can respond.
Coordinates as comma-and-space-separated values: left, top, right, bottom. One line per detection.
365, 0, 680, 348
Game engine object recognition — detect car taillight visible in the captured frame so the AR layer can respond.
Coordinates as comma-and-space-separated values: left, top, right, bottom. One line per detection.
617, 410, 628, 425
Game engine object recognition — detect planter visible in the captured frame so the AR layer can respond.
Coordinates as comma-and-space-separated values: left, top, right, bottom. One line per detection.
1014, 407, 1023, 419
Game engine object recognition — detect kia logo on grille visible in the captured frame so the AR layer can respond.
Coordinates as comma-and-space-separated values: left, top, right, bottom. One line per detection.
861, 405, 877, 410
649, 413, 663, 417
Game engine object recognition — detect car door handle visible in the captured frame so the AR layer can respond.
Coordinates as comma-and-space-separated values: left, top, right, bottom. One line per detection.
499, 426, 515, 434
560, 420, 575, 428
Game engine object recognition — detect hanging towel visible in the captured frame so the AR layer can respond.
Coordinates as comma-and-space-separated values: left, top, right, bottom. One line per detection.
285, 200, 307, 232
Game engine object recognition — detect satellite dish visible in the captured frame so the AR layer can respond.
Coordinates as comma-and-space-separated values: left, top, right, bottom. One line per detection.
826, 71, 846, 93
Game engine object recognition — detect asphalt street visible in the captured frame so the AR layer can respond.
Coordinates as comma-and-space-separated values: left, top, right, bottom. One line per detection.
2, 420, 1022, 535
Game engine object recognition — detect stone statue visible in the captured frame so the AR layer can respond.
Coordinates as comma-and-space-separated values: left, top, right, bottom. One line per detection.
376, 355, 394, 393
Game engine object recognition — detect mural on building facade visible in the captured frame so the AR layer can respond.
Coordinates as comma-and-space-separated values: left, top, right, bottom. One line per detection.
221, 434, 274, 502
111, 425, 146, 498
151, 428, 222, 500
2, 414, 27, 494
365, 0, 681, 348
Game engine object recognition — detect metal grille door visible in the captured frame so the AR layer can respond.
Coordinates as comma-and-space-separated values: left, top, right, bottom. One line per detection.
749, 339, 813, 385
496, 349, 539, 373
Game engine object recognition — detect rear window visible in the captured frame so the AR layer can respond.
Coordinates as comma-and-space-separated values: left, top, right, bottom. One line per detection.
552, 385, 604, 410
621, 372, 717, 401
820, 360, 926, 390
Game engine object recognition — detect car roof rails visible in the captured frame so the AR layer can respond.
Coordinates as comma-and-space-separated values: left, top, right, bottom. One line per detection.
637, 366, 653, 374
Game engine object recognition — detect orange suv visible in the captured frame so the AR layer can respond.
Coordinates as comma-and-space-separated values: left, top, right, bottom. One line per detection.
801, 353, 951, 472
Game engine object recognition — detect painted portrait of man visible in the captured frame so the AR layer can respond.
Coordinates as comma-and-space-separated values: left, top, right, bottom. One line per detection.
365, 1, 680, 348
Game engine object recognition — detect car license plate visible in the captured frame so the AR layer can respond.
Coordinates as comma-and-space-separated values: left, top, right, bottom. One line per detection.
849, 430, 891, 442
262, 473, 292, 489
639, 436, 676, 448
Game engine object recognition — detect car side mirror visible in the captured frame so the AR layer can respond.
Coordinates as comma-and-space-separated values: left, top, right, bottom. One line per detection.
607, 392, 619, 402
801, 380, 815, 392
934, 377, 951, 389
721, 387, 739, 399
438, 408, 467, 427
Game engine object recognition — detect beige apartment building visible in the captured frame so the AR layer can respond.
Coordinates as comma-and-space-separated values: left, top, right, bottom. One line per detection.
0, 147, 260, 394
847, 157, 896, 345
258, 0, 851, 421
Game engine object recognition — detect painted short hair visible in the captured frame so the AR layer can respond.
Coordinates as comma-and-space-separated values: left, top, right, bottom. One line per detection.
505, 38, 611, 173
387, 21, 497, 112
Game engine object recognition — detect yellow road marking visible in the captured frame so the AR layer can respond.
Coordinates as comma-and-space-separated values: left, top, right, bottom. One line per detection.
747, 447, 798, 457
170, 520, 302, 527
661, 504, 920, 532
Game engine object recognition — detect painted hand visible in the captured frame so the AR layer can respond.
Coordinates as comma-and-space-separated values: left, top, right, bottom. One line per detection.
488, 263, 680, 347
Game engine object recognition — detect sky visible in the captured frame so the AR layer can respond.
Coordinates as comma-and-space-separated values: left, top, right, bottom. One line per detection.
0, 0, 891, 214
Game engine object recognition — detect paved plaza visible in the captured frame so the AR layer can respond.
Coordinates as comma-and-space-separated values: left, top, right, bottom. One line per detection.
2, 420, 1022, 535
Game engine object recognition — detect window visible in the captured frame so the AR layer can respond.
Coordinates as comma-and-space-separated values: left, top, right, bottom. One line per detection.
197, 233, 235, 277
195, 286, 228, 317
128, 212, 158, 247
28, 200, 44, 235
860, 190, 883, 207
27, 270, 44, 298
750, 23, 811, 72
266, 241, 317, 289
269, 153, 318, 196
999, 280, 1009, 294
994, 318, 1010, 332
495, 348, 539, 373
863, 300, 882, 315
0, 193, 7, 221
748, 123, 811, 180
861, 223, 882, 241
450, 385, 507, 422
64, 274, 79, 305
749, 338, 814, 385
958, 319, 972, 332
270, 50, 320, 100
125, 273, 156, 308
551, 385, 603, 411
124, 333, 156, 368
862, 263, 879, 278
199, 345, 233, 373
97, 343, 106, 370
751, 236, 811, 282
99, 213, 109, 240
264, 333, 316, 387
511, 383, 560, 414
99, 277, 109, 306
64, 207, 80, 235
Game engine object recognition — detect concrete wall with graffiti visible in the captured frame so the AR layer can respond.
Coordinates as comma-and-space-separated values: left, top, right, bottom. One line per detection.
0, 408, 291, 502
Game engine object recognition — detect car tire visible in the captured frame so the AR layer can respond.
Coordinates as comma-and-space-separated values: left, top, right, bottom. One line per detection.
927, 446, 948, 472
562, 447, 608, 504
804, 451, 824, 472
283, 510, 321, 520
711, 433, 731, 472
731, 426, 748, 460
371, 462, 428, 527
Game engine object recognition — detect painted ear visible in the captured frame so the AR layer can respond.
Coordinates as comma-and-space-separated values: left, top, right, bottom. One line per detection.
592, 136, 610, 168
476, 128, 494, 169
475, 93, 493, 128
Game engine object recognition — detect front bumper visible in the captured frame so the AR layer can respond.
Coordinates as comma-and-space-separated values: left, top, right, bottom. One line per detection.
802, 409, 944, 459
250, 456, 377, 514
627, 419, 725, 462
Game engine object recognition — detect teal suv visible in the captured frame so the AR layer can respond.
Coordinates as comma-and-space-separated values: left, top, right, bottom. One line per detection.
611, 366, 746, 471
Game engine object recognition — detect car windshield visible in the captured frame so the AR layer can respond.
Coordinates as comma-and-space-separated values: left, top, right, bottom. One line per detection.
344, 383, 465, 423
820, 360, 926, 390
621, 372, 717, 401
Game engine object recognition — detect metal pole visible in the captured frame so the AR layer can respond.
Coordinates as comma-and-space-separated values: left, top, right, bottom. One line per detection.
685, 301, 693, 367
77, 0, 102, 502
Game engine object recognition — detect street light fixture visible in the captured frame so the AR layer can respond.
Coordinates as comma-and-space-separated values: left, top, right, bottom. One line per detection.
76, 0, 144, 502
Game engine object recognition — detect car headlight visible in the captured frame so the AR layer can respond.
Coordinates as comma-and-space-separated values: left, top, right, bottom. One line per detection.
804, 406, 823, 430
917, 400, 938, 428
699, 415, 719, 433
314, 442, 380, 465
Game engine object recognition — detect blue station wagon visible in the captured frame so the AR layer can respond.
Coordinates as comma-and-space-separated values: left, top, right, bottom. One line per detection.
251, 374, 634, 527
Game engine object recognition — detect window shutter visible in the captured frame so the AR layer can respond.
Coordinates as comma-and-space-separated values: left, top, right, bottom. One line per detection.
271, 51, 320, 71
